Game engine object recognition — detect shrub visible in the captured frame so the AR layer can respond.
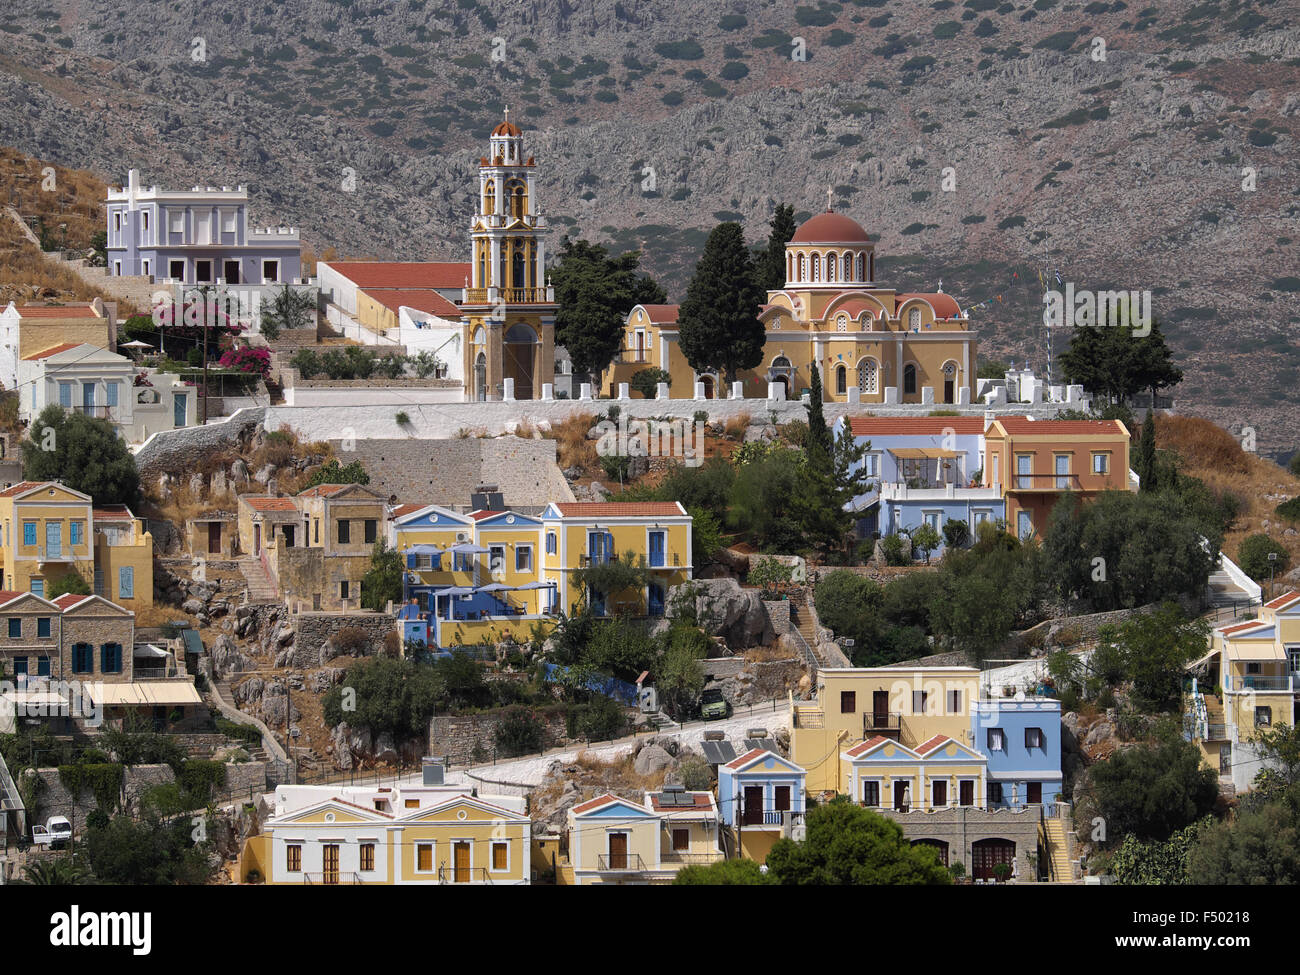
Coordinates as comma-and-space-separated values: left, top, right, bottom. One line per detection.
494, 706, 545, 757
332, 627, 371, 656
942, 519, 970, 549
290, 348, 320, 378
748, 558, 793, 592
567, 696, 627, 741
395, 411, 410, 426
1276, 496, 1300, 523
629, 367, 670, 398
1238, 533, 1290, 581
879, 533, 910, 565
218, 346, 271, 377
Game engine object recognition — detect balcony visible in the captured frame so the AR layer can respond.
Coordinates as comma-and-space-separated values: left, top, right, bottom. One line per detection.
661, 850, 724, 866
301, 872, 363, 885
597, 853, 647, 872
1008, 473, 1082, 492
36, 547, 75, 563
70, 405, 112, 419
741, 809, 804, 829
863, 712, 903, 737
437, 866, 494, 884
792, 706, 824, 729
1225, 674, 1293, 693
462, 286, 554, 305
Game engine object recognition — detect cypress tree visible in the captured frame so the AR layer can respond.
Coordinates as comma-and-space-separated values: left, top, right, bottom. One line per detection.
678, 222, 766, 386
1136, 413, 1158, 492
756, 203, 796, 293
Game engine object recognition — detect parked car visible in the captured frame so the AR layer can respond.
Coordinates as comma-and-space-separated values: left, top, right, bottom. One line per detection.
32, 816, 72, 849
701, 688, 731, 721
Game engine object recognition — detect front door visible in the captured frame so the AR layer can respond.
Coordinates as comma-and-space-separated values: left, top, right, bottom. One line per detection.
1026, 782, 1042, 805
972, 839, 1015, 881
223, 259, 241, 284
174, 392, 187, 427
208, 521, 222, 554
743, 785, 764, 826
453, 841, 471, 883
607, 832, 628, 870
893, 780, 910, 811
253, 523, 262, 556
873, 690, 889, 727
322, 844, 340, 885
45, 522, 61, 559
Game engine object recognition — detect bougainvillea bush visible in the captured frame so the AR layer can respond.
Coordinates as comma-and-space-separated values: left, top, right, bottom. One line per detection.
218, 346, 271, 378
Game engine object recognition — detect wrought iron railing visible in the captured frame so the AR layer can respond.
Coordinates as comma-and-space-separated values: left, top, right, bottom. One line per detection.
597, 853, 646, 872
437, 866, 494, 884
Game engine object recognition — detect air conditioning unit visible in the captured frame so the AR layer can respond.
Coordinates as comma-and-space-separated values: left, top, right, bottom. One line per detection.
456, 532, 468, 543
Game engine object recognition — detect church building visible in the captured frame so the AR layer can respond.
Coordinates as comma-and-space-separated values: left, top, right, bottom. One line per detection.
603, 207, 978, 405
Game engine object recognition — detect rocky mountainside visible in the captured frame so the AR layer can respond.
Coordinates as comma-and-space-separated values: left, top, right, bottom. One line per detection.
1, 1, 1297, 446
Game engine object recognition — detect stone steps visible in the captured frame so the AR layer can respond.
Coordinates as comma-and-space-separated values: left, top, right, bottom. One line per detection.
238, 559, 279, 604
1043, 817, 1075, 882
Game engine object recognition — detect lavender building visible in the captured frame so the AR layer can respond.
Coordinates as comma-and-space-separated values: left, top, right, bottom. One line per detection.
106, 169, 301, 287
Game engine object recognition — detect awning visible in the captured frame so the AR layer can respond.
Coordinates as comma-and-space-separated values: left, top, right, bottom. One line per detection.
90, 682, 204, 707
1223, 641, 1285, 662
440, 586, 475, 596
514, 581, 555, 590
407, 544, 445, 555
887, 447, 962, 459
476, 583, 509, 592
447, 543, 489, 554
0, 690, 70, 708
134, 644, 171, 658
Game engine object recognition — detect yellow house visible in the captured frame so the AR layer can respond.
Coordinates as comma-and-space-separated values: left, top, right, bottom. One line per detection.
540, 501, 692, 618
558, 789, 720, 885
0, 482, 152, 609
600, 304, 692, 398
1189, 590, 1300, 774
393, 501, 693, 649
791, 666, 981, 794
254, 772, 531, 885
842, 734, 987, 812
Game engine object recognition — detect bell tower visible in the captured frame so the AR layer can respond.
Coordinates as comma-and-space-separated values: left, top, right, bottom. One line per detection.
463, 110, 556, 401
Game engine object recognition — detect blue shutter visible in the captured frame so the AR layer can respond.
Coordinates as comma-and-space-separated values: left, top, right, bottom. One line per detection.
406, 552, 417, 569
23, 523, 35, 546
106, 382, 119, 407
58, 383, 72, 408
118, 566, 134, 599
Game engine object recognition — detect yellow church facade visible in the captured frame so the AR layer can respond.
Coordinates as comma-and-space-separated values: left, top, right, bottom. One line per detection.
602, 209, 978, 404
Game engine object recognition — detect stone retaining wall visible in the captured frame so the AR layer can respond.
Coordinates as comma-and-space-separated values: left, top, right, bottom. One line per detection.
877, 806, 1046, 881
428, 709, 571, 766
292, 611, 397, 657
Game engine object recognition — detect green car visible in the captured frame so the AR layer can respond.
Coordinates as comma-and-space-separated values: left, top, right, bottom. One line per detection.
701, 688, 731, 720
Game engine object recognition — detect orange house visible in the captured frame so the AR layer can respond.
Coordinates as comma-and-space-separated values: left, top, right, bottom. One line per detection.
982, 417, 1133, 540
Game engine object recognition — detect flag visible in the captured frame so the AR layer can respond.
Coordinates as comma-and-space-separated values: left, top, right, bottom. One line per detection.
1055, 271, 1063, 286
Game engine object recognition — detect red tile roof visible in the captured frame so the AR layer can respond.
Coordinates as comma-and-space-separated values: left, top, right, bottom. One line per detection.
1219, 620, 1269, 636
390, 503, 426, 518
468, 509, 498, 520
93, 506, 134, 522
0, 480, 48, 497
994, 416, 1126, 436
13, 304, 101, 319
845, 736, 890, 758
243, 496, 298, 512
638, 304, 679, 324
647, 792, 714, 812
1265, 590, 1300, 610
326, 796, 393, 819
53, 593, 90, 610
915, 734, 952, 756
361, 287, 461, 318
825, 299, 881, 322
897, 293, 963, 319
724, 747, 769, 771
323, 262, 472, 289
22, 342, 83, 361
552, 502, 686, 518
847, 416, 985, 436
0, 590, 25, 605
571, 793, 627, 815
296, 484, 347, 498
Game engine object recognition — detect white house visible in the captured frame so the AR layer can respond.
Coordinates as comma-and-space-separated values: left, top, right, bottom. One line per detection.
18, 343, 198, 444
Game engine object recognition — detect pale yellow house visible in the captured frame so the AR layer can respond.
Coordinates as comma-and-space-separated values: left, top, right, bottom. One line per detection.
250, 772, 531, 885
1189, 590, 1300, 777
0, 482, 152, 609
558, 789, 720, 885
791, 666, 981, 794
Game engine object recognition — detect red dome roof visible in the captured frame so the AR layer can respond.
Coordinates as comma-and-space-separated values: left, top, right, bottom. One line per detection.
791, 210, 870, 244
492, 120, 521, 136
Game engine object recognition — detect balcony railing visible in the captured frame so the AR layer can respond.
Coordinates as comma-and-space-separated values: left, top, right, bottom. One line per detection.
36, 547, 74, 562
660, 850, 724, 866
1227, 675, 1293, 692
598, 853, 647, 872
793, 706, 824, 729
437, 866, 494, 884
302, 872, 362, 885
863, 712, 903, 736
1008, 473, 1082, 491
741, 809, 803, 828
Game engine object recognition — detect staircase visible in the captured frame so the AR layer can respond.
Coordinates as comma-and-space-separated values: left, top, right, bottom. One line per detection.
239, 558, 279, 604
1041, 815, 1076, 883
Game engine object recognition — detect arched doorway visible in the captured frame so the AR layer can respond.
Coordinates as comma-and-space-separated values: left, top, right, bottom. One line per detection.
942, 361, 958, 404
835, 364, 847, 397
972, 838, 1016, 881
474, 352, 488, 402
503, 323, 536, 400
903, 362, 918, 398
700, 375, 715, 399
911, 838, 949, 867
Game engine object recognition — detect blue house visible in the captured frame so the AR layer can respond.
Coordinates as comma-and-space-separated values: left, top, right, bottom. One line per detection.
106, 169, 301, 287
833, 414, 1004, 550
971, 697, 1063, 809
717, 749, 807, 862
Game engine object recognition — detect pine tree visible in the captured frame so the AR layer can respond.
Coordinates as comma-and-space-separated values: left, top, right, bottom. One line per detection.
677, 222, 766, 386
756, 203, 796, 293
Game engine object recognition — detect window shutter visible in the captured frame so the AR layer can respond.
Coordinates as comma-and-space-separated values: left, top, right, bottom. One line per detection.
406, 552, 417, 569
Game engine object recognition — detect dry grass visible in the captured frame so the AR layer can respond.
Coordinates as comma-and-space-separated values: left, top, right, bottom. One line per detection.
531, 750, 668, 813
723, 412, 751, 439
133, 604, 202, 628
543, 412, 599, 470
1156, 413, 1300, 575
744, 645, 800, 663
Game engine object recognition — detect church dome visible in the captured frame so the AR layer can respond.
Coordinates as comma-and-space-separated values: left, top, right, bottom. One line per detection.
492, 118, 522, 137
791, 210, 870, 245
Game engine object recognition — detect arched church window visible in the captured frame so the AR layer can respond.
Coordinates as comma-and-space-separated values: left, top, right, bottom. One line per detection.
797, 254, 805, 281
835, 365, 847, 395
844, 253, 853, 281
903, 363, 917, 395
857, 253, 866, 281
811, 254, 820, 283
826, 252, 837, 283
